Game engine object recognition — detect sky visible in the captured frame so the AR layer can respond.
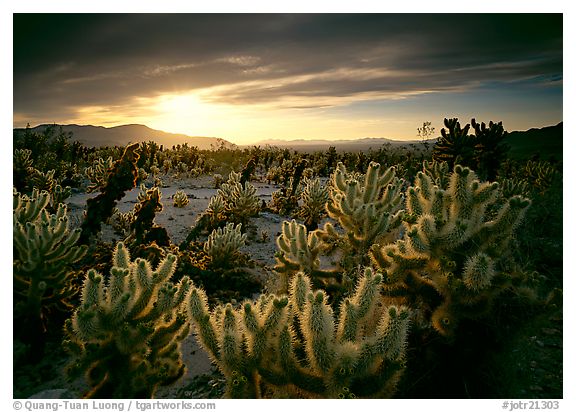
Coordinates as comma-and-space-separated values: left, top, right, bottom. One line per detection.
13, 13, 563, 145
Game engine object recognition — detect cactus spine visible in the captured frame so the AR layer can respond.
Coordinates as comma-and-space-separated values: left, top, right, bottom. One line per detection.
64, 242, 191, 398
172, 190, 189, 208
370, 165, 531, 336
188, 268, 410, 398
208, 171, 260, 227
85, 156, 114, 193
204, 222, 247, 267
298, 177, 329, 231
318, 161, 404, 268
274, 219, 338, 293
13, 188, 87, 336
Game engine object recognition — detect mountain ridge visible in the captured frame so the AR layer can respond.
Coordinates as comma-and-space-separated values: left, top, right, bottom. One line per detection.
13, 123, 236, 150
14, 122, 562, 159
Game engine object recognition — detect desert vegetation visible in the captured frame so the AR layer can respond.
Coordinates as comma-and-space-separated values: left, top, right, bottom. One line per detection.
13, 120, 562, 399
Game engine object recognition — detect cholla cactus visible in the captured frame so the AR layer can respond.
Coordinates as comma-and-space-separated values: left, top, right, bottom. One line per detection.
150, 164, 161, 176
138, 167, 148, 182
176, 162, 189, 177
471, 118, 509, 181
266, 165, 282, 184
128, 186, 169, 247
204, 223, 247, 267
298, 177, 329, 230
50, 183, 72, 209
213, 173, 223, 189
432, 118, 475, 169
80, 143, 140, 244
274, 219, 336, 292
13, 188, 87, 328
173, 190, 189, 208
30, 168, 56, 193
110, 209, 135, 236
137, 183, 150, 202
370, 165, 531, 336
64, 242, 191, 398
204, 195, 226, 227
13, 149, 34, 192
188, 268, 410, 398
162, 159, 173, 174
523, 160, 557, 194
206, 171, 260, 228
85, 156, 114, 193
422, 159, 450, 189
499, 177, 530, 199
318, 162, 404, 268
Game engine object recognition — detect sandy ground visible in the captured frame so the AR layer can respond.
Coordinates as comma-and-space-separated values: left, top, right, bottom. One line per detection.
62, 173, 288, 398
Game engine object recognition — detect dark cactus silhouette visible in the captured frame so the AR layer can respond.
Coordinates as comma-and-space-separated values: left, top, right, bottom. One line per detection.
471, 118, 510, 181
432, 118, 475, 170
79, 143, 140, 244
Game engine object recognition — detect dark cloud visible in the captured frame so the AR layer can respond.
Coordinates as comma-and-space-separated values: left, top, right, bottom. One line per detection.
13, 14, 562, 119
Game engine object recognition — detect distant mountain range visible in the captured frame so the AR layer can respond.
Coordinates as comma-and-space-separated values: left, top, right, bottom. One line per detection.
249, 137, 428, 152
14, 122, 562, 160
13, 124, 236, 151
251, 122, 563, 160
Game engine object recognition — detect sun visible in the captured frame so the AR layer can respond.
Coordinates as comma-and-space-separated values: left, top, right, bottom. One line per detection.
149, 92, 224, 136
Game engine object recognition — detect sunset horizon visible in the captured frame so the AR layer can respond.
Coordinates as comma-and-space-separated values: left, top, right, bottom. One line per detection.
13, 14, 562, 146
12, 117, 563, 147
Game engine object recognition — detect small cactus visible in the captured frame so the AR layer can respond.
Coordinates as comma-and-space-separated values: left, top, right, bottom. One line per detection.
204, 223, 247, 267
85, 156, 114, 193
298, 177, 329, 231
173, 190, 189, 208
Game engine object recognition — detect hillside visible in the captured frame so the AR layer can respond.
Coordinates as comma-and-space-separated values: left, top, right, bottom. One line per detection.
505, 122, 563, 161
13, 124, 236, 150
251, 123, 563, 159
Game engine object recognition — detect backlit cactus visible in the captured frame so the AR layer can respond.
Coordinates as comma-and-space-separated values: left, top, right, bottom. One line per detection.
64, 242, 191, 398
173, 190, 189, 208
13, 188, 87, 331
370, 165, 531, 336
110, 208, 135, 236
188, 268, 410, 398
318, 161, 404, 268
298, 177, 329, 230
274, 219, 337, 292
30, 168, 56, 193
204, 222, 247, 267
85, 156, 114, 193
523, 160, 558, 194
50, 183, 72, 210
422, 159, 450, 190
203, 171, 260, 228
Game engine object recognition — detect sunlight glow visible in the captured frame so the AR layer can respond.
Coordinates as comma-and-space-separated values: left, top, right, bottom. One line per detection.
147, 93, 228, 136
